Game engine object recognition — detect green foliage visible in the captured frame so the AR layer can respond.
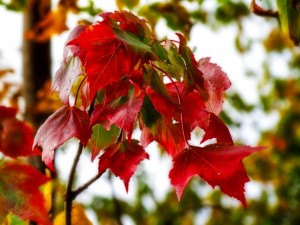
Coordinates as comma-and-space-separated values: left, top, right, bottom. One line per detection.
277, 0, 300, 45
0, 0, 27, 11
215, 1, 250, 24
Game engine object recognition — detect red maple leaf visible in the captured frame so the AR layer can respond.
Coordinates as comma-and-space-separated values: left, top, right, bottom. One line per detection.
169, 144, 265, 207
0, 162, 51, 225
91, 88, 145, 138
33, 105, 91, 171
141, 117, 187, 157
148, 82, 210, 129
106, 10, 152, 37
0, 106, 36, 158
147, 86, 179, 124
201, 113, 233, 145
68, 22, 139, 99
98, 139, 149, 191
198, 57, 231, 115
166, 82, 210, 131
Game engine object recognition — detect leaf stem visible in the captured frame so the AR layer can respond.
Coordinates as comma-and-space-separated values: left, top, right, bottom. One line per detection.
65, 141, 84, 225
74, 76, 87, 107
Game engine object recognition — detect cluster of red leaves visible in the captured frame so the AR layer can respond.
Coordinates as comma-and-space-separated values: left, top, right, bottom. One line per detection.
0, 106, 51, 224
34, 10, 265, 208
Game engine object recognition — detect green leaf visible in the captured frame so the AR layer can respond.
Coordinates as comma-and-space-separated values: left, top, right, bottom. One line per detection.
155, 42, 185, 81
178, 33, 204, 92
144, 68, 170, 98
277, 0, 300, 45
113, 29, 152, 54
140, 96, 161, 127
89, 124, 121, 161
151, 41, 169, 62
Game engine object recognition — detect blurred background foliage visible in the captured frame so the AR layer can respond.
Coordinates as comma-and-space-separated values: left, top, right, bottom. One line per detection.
1, 0, 300, 224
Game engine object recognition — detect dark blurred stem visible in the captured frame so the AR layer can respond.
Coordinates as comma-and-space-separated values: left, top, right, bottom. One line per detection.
250, 0, 278, 18
72, 172, 104, 198
65, 142, 83, 225
65, 97, 96, 225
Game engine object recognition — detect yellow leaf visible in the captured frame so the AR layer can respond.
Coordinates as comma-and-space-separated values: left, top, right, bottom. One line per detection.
43, 170, 53, 212
54, 204, 92, 225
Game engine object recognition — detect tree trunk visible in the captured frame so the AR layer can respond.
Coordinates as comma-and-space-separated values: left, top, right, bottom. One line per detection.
22, 1, 54, 224
22, 0, 51, 171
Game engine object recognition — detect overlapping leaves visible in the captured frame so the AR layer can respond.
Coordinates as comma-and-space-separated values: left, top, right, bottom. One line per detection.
34, 10, 265, 207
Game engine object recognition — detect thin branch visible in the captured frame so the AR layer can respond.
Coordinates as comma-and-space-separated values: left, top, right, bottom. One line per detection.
65, 142, 84, 225
65, 96, 96, 225
72, 172, 104, 198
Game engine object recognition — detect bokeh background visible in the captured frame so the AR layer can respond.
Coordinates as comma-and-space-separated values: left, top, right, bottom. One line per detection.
1, 0, 299, 224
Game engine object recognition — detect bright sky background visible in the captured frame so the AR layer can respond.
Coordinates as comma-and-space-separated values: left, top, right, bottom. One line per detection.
0, 1, 283, 224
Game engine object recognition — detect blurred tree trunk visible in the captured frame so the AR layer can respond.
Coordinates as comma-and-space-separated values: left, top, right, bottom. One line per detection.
22, 0, 51, 171
22, 1, 53, 224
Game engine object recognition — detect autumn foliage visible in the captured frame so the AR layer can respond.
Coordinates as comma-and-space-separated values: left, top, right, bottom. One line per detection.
1, 10, 265, 224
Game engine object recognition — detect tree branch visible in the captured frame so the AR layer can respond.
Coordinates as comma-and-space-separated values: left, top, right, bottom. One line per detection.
65, 97, 96, 225
65, 142, 84, 225
72, 171, 104, 198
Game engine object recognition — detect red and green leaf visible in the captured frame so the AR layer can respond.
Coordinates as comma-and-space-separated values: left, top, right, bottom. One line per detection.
98, 139, 149, 191
106, 10, 153, 39
33, 105, 91, 171
177, 33, 205, 93
142, 117, 187, 157
91, 88, 145, 137
0, 162, 51, 225
89, 124, 121, 161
